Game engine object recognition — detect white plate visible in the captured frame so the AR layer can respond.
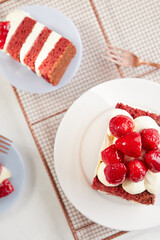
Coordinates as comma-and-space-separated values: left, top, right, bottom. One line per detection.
54, 78, 160, 231
0, 5, 82, 94
0, 144, 25, 213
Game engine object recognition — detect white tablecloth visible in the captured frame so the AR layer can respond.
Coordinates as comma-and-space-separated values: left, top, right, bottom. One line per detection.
0, 73, 74, 240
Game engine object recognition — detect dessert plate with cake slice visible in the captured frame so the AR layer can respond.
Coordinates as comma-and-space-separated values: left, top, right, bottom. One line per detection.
0, 144, 25, 213
0, 5, 82, 93
54, 78, 160, 231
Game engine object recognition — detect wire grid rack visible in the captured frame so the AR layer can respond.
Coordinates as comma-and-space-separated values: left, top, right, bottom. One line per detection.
1, 0, 160, 239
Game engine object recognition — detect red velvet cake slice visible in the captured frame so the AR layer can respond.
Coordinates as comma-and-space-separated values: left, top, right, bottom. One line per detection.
92, 103, 160, 205
1, 10, 76, 86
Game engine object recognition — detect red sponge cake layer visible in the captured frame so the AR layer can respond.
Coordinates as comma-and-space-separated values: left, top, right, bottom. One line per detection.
7, 17, 36, 61
23, 27, 52, 72
116, 103, 160, 125
38, 37, 76, 85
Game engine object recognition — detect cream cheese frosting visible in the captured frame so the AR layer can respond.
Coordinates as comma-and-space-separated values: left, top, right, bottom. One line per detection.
97, 109, 160, 195
134, 116, 160, 134
122, 178, 146, 194
3, 10, 29, 52
20, 22, 45, 65
35, 31, 62, 76
0, 166, 11, 184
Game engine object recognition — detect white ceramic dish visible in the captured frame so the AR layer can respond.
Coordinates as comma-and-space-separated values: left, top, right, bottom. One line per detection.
0, 144, 25, 213
0, 5, 82, 94
54, 78, 160, 231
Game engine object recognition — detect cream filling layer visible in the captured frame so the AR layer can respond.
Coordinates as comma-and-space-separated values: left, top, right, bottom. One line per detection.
0, 166, 11, 184
3, 10, 29, 52
20, 22, 44, 65
97, 109, 160, 195
35, 31, 62, 76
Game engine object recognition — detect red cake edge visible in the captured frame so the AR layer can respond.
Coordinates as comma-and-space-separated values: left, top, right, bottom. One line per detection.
92, 103, 160, 205
23, 27, 52, 72
38, 37, 76, 86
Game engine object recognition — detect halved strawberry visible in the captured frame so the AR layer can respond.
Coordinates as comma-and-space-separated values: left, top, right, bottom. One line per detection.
140, 128, 160, 151
115, 132, 142, 158
0, 179, 14, 198
144, 149, 160, 173
109, 115, 134, 138
104, 163, 127, 184
127, 160, 147, 182
101, 144, 124, 165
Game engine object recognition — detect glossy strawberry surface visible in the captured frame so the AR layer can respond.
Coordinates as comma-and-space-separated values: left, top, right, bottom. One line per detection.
140, 128, 160, 151
109, 115, 134, 138
0, 179, 14, 198
104, 162, 127, 184
115, 132, 142, 158
101, 144, 124, 165
0, 21, 10, 49
145, 149, 160, 173
127, 159, 147, 182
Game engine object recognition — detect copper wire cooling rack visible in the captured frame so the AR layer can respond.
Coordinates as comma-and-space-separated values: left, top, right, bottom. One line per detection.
1, 1, 160, 239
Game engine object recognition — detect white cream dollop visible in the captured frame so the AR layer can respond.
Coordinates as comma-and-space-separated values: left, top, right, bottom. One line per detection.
97, 109, 160, 195
122, 179, 146, 194
0, 166, 11, 184
122, 170, 160, 195
134, 116, 160, 133
144, 170, 160, 194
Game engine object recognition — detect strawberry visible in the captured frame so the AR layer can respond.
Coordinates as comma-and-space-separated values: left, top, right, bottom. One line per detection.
144, 149, 160, 173
140, 128, 160, 151
104, 163, 127, 184
0, 21, 10, 49
0, 179, 14, 198
109, 115, 134, 138
127, 160, 147, 182
115, 132, 142, 158
101, 144, 124, 165
0, 39, 5, 49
